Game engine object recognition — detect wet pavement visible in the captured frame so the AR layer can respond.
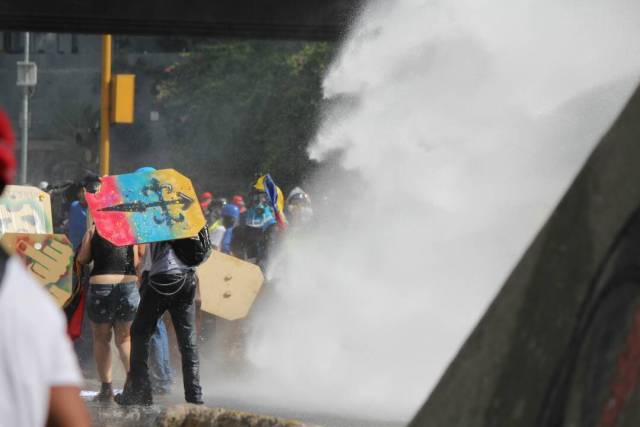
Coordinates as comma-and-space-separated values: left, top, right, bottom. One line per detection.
84, 390, 405, 427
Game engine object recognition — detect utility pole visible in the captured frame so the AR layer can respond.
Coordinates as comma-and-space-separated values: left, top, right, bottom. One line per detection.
99, 35, 135, 177
100, 35, 112, 176
19, 32, 31, 184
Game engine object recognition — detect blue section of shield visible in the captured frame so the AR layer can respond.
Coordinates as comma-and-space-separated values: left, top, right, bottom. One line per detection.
117, 172, 173, 243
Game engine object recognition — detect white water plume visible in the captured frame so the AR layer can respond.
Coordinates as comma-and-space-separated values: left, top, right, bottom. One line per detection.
211, 0, 640, 422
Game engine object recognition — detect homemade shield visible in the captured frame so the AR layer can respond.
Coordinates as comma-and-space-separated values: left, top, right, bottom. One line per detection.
1, 233, 74, 306
197, 250, 264, 320
0, 185, 53, 235
85, 169, 206, 246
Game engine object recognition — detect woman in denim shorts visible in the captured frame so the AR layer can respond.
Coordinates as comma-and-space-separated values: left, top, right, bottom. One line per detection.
78, 224, 139, 402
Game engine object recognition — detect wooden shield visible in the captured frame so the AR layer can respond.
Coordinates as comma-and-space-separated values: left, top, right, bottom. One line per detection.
197, 251, 265, 320
1, 233, 74, 306
0, 185, 53, 235
85, 169, 206, 246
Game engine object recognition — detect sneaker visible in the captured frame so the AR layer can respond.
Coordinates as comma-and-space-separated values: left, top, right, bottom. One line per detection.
115, 374, 154, 406
185, 395, 204, 405
114, 390, 153, 406
93, 383, 114, 403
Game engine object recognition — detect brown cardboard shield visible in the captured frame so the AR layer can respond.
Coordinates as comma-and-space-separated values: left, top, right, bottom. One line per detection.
1, 233, 74, 306
197, 250, 264, 320
0, 185, 53, 234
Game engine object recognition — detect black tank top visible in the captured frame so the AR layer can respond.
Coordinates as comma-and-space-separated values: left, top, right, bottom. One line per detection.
90, 231, 136, 276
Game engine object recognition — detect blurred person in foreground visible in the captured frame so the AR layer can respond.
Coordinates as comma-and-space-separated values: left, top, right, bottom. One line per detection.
0, 110, 90, 426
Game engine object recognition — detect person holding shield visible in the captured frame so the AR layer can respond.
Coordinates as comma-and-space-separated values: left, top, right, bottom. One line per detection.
77, 222, 140, 402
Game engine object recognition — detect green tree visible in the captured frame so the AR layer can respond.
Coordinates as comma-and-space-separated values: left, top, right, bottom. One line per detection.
156, 40, 333, 194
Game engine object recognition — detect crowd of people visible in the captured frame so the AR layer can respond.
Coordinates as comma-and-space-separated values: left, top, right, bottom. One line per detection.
64, 169, 315, 407
0, 107, 317, 424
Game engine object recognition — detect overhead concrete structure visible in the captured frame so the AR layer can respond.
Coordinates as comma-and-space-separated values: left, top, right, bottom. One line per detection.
410, 83, 640, 426
0, 0, 362, 40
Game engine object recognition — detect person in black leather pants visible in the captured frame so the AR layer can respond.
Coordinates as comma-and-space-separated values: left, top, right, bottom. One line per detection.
116, 242, 203, 406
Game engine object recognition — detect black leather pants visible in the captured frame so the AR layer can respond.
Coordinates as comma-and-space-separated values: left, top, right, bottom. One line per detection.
128, 271, 202, 403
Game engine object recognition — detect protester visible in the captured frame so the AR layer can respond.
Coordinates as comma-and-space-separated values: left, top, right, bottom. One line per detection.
208, 197, 227, 223
231, 185, 279, 269
199, 191, 213, 218
220, 203, 240, 254
77, 222, 140, 402
69, 175, 100, 380
285, 187, 314, 227
0, 249, 92, 426
117, 226, 209, 405
208, 216, 226, 250
135, 167, 174, 395
67, 173, 100, 377
67, 180, 89, 251
138, 244, 173, 395
232, 194, 247, 214
0, 109, 90, 426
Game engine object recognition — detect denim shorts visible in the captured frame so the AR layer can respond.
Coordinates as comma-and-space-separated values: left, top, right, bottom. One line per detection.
88, 282, 140, 323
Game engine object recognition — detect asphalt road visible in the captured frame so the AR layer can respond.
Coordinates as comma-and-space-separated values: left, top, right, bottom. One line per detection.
84, 386, 406, 427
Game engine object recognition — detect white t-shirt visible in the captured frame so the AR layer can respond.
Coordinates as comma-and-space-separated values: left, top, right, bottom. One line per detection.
0, 257, 82, 427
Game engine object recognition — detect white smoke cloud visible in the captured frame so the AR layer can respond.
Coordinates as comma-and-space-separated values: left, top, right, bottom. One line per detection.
210, 0, 640, 422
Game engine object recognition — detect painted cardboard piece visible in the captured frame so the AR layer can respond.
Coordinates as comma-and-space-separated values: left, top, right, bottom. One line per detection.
1, 233, 74, 306
197, 250, 264, 320
0, 185, 53, 235
85, 169, 206, 246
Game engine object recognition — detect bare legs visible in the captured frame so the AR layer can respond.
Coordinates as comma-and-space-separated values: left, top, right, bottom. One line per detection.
91, 320, 133, 383
91, 322, 113, 383
114, 321, 133, 372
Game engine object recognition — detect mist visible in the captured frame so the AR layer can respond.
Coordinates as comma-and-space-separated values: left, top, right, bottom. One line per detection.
203, 0, 640, 422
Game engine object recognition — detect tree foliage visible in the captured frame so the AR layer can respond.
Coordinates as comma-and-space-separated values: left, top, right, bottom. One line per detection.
156, 40, 334, 194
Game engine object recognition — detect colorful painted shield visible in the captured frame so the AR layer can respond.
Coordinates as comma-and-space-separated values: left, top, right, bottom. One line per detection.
1, 233, 74, 306
85, 169, 206, 246
0, 185, 53, 235
197, 250, 264, 320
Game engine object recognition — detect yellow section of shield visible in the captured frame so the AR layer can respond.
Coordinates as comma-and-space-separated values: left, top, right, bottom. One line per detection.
154, 169, 206, 238
0, 185, 53, 235
1, 233, 74, 307
197, 251, 264, 320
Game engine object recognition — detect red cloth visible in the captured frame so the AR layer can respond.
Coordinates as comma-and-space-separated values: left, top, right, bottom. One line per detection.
67, 286, 86, 340
200, 192, 213, 210
64, 261, 87, 340
0, 110, 16, 185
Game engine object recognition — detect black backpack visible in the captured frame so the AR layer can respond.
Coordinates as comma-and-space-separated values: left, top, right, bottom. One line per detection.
170, 226, 213, 267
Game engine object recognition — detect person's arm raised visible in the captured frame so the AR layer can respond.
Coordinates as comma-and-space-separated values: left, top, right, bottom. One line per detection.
76, 225, 94, 265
